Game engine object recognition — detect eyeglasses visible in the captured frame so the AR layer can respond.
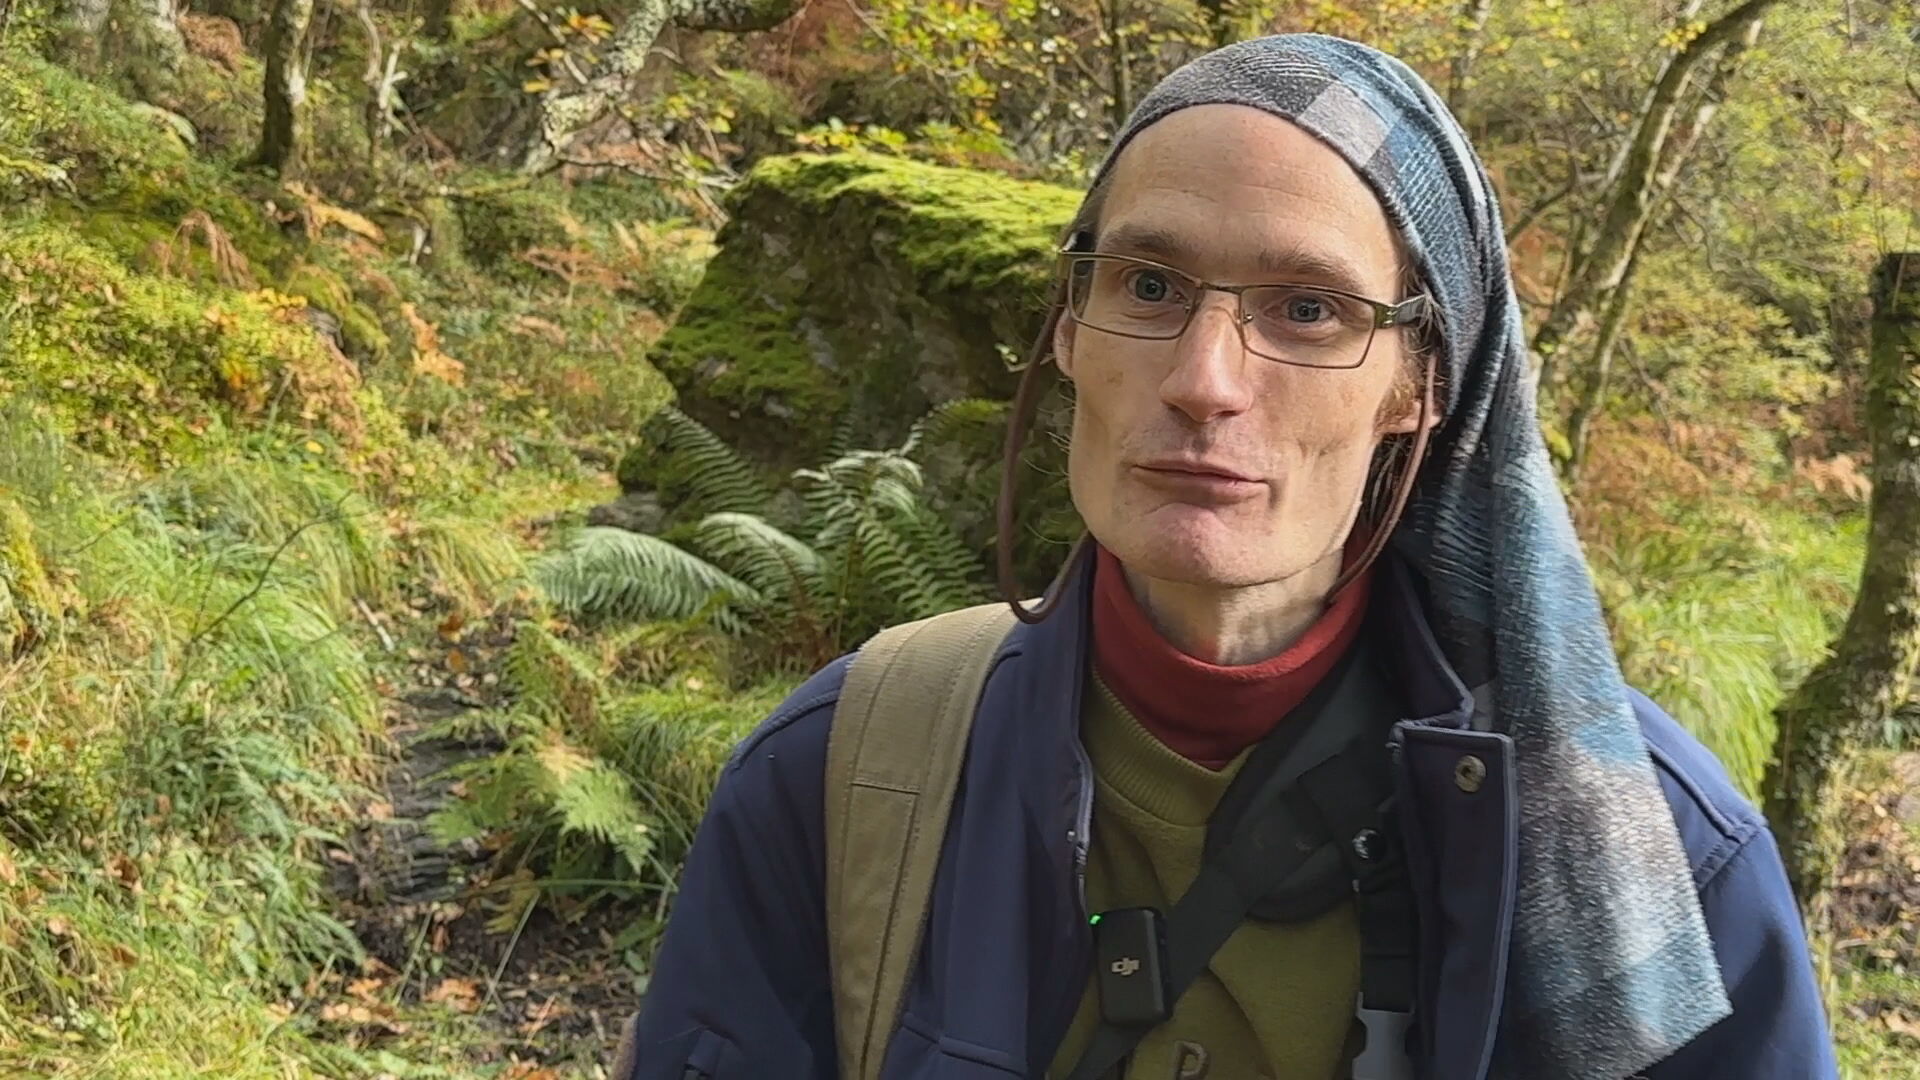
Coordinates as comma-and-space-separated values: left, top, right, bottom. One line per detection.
1058, 250, 1431, 370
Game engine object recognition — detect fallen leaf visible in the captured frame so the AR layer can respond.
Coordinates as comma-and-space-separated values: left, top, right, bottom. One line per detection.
105, 853, 140, 891
1885, 1010, 1920, 1040
44, 916, 71, 938
425, 976, 482, 1012
403, 304, 467, 387
365, 801, 393, 822
0, 848, 18, 887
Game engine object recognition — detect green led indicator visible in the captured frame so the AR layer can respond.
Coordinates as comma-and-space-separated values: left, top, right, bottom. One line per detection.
1089, 914, 1101, 926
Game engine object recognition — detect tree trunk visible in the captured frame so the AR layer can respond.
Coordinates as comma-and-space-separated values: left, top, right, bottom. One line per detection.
57, 0, 183, 73
422, 0, 455, 38
1559, 15, 1764, 479
1529, 0, 1778, 377
519, 0, 802, 174
252, 0, 316, 175
1763, 252, 1920, 915
128, 0, 186, 69
1446, 0, 1495, 107
1104, 0, 1133, 137
1563, 244, 1640, 480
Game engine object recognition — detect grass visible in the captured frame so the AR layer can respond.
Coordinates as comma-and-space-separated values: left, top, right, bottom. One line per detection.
1593, 496, 1866, 797
0, 402, 555, 1078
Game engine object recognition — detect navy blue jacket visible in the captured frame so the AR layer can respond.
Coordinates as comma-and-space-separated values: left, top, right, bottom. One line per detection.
625, 553, 1837, 1079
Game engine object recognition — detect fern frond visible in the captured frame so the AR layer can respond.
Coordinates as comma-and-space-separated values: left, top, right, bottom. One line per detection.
641, 407, 775, 520
532, 735, 656, 872
896, 506, 989, 608
902, 397, 1007, 458
691, 512, 824, 602
532, 526, 761, 627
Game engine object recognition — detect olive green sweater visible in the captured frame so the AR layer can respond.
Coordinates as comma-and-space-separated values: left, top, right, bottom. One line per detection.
1048, 676, 1363, 1080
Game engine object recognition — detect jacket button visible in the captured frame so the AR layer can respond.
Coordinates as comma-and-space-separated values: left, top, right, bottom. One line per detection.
1351, 828, 1383, 861
1454, 754, 1486, 793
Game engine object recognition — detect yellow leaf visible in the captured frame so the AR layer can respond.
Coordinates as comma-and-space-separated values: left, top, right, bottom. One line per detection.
303, 440, 324, 454
523, 78, 553, 94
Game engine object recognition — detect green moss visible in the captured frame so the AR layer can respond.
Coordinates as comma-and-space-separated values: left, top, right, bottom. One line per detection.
0, 224, 364, 463
649, 252, 844, 456
651, 151, 1080, 466
0, 488, 56, 655
0, 48, 289, 271
448, 175, 579, 282
282, 261, 392, 362
738, 150, 1081, 296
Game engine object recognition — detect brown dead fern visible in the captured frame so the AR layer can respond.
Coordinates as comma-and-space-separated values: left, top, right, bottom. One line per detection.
151, 210, 256, 289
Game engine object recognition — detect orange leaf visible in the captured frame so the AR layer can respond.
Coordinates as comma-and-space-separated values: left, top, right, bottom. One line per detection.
424, 976, 482, 1012
105, 853, 141, 892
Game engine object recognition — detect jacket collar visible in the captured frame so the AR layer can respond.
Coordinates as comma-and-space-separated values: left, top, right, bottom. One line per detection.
999, 539, 1475, 733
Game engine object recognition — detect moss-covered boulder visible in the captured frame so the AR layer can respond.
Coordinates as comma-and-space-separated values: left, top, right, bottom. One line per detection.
651, 151, 1082, 469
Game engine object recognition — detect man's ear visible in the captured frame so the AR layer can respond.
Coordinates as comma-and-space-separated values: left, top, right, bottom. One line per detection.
1377, 362, 1441, 437
1053, 310, 1078, 379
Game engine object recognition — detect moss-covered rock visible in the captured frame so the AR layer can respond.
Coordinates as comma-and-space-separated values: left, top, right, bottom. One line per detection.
651, 151, 1082, 468
283, 260, 392, 363
448, 178, 579, 283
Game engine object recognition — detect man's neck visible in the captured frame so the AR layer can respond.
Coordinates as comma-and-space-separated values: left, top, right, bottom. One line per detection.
1119, 547, 1345, 666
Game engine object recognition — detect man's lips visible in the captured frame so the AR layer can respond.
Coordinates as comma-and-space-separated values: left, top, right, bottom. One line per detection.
1131, 458, 1262, 484
1129, 459, 1265, 502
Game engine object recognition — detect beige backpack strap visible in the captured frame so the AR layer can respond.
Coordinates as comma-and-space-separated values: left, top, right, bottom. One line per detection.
824, 601, 1019, 1080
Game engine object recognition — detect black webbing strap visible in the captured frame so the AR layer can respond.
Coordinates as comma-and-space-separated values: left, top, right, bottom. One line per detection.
1062, 778, 1338, 1080
1060, 638, 1417, 1080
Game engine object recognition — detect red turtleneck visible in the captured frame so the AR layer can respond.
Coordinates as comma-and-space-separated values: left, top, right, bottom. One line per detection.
1090, 540, 1372, 770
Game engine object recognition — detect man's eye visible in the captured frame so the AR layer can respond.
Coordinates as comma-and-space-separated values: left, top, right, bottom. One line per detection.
1284, 293, 1329, 322
1127, 270, 1176, 303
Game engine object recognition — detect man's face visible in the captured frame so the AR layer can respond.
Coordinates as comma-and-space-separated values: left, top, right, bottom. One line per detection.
1055, 103, 1423, 590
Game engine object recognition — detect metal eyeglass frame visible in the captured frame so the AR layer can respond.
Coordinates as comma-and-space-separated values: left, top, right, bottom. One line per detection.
1056, 249, 1432, 370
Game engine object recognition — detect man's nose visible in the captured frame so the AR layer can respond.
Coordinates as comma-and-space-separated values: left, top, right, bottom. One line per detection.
1159, 293, 1255, 423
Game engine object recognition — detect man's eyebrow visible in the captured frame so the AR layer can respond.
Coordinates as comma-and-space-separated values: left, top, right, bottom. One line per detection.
1097, 222, 1377, 297
1254, 243, 1375, 298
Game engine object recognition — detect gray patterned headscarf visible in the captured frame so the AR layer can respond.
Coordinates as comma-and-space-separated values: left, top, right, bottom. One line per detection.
1092, 34, 1730, 1079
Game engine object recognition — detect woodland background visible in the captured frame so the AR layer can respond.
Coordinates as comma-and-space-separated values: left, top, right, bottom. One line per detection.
0, 0, 1917, 1075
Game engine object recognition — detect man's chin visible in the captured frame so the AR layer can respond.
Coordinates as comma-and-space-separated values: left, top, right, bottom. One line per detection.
1103, 520, 1263, 589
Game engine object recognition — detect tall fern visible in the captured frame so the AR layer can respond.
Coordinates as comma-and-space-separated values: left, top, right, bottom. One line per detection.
537, 411, 988, 655
533, 525, 761, 628
691, 511, 824, 602
640, 407, 776, 523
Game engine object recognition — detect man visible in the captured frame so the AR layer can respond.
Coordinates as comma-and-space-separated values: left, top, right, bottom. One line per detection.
619, 34, 1835, 1080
